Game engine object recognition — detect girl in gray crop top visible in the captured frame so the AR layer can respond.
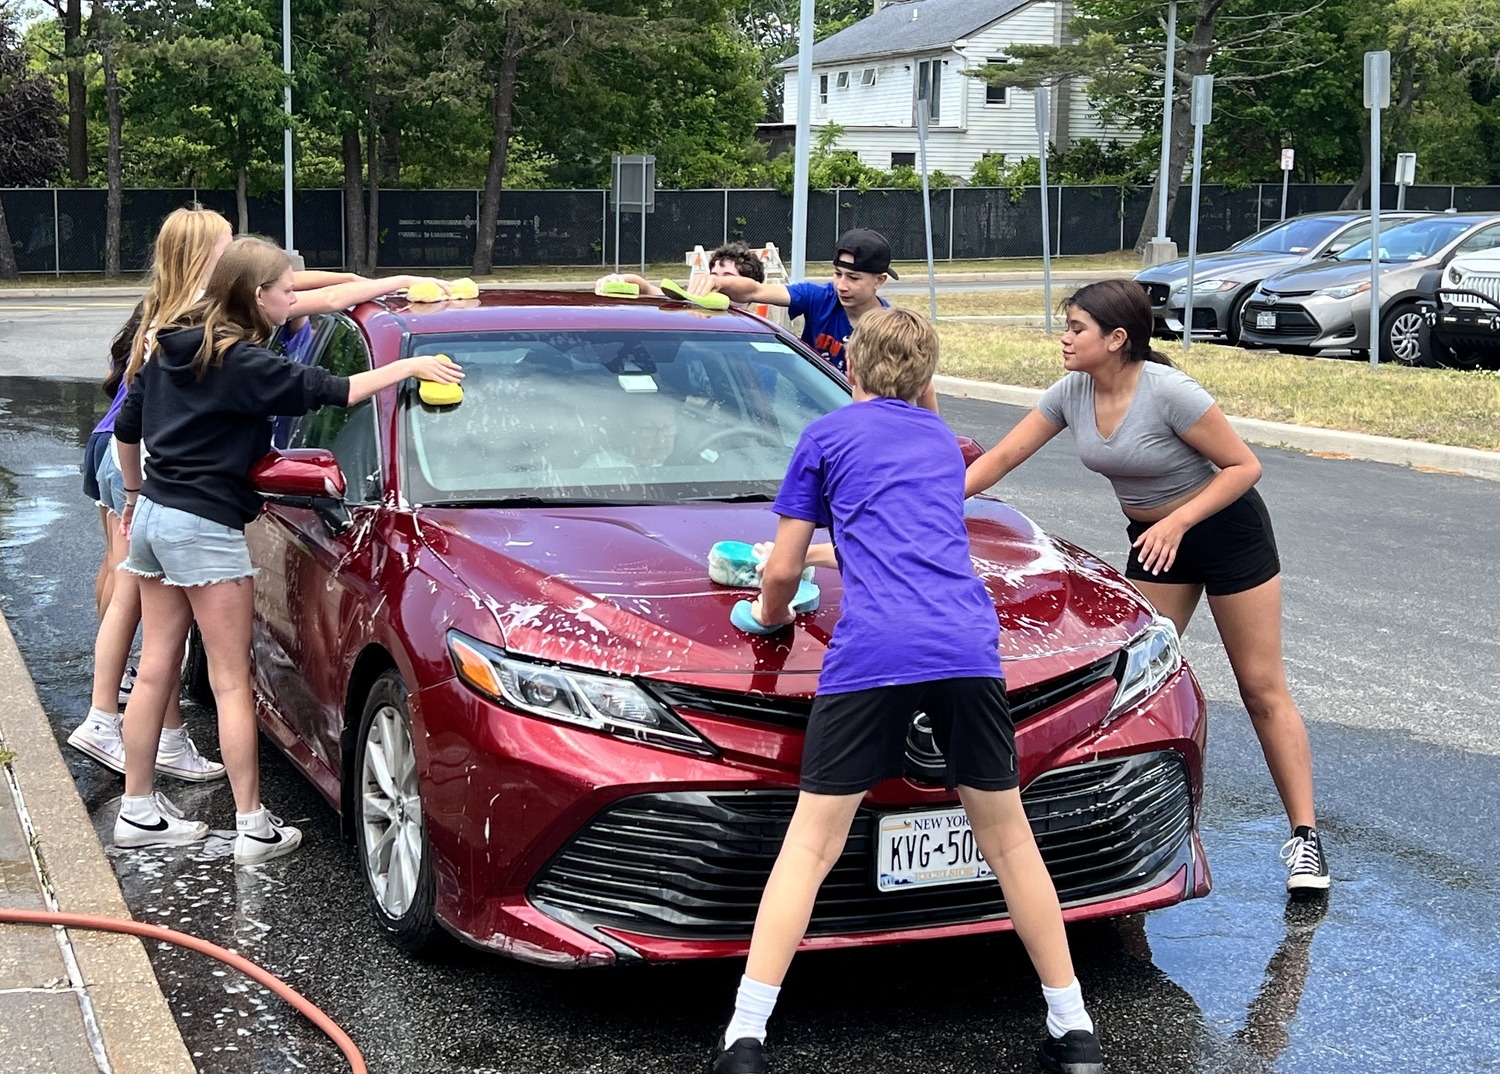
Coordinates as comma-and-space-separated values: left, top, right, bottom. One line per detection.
963, 279, 1330, 896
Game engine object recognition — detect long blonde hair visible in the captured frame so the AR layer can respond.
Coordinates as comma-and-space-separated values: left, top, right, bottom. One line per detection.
126, 206, 232, 383
179, 236, 293, 380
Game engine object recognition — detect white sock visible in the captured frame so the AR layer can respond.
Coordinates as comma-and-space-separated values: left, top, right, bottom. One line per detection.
119, 794, 160, 824
236, 808, 272, 837
724, 975, 781, 1047
1042, 978, 1094, 1037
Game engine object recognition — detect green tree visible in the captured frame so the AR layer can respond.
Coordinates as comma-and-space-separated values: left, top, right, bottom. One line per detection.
0, 0, 66, 278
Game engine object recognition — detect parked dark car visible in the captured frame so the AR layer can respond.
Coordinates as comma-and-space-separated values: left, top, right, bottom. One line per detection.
217, 291, 1210, 966
1238, 213, 1500, 362
1134, 212, 1425, 344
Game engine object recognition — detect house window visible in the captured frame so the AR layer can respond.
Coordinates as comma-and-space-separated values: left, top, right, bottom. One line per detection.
891, 152, 916, 168
915, 59, 941, 122
836, 70, 850, 90
861, 67, 877, 87
819, 73, 828, 103
985, 58, 1010, 105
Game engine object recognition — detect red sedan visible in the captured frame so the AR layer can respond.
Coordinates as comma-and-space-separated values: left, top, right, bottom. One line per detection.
233, 290, 1210, 967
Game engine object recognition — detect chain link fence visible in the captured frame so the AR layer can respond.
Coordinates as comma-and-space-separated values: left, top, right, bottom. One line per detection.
8, 183, 1500, 274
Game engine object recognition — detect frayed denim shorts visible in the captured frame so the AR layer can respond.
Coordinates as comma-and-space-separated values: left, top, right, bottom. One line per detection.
123, 497, 257, 588
95, 446, 127, 516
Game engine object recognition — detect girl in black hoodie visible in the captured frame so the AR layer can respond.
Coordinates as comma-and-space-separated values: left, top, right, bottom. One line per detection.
112, 237, 463, 864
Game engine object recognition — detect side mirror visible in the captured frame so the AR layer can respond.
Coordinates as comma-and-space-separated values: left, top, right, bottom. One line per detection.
250, 450, 351, 536
956, 435, 985, 468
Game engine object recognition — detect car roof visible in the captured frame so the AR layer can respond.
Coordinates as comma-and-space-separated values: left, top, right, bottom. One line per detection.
355, 289, 783, 337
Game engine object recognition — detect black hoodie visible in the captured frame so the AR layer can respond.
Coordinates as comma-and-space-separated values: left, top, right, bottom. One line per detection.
115, 326, 350, 528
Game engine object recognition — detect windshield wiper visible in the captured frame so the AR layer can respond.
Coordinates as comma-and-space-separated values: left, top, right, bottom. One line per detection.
424, 496, 653, 508
682, 492, 778, 503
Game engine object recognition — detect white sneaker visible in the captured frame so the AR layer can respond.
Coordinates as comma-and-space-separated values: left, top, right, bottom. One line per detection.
155, 728, 226, 782
113, 792, 210, 848
234, 810, 303, 866
118, 664, 138, 706
67, 709, 125, 775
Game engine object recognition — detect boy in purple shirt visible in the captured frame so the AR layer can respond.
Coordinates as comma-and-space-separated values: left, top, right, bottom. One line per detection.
712, 307, 1102, 1074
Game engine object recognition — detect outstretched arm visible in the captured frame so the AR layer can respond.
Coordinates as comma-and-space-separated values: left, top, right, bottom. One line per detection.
687, 274, 791, 307
345, 354, 464, 406
963, 408, 1064, 498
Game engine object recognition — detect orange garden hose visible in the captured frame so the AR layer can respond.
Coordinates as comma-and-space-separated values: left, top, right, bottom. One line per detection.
0, 907, 367, 1074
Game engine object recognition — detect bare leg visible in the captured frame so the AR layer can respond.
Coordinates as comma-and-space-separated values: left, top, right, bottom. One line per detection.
183, 577, 260, 814
1206, 576, 1316, 830
94, 505, 113, 617
1131, 579, 1204, 638
743, 791, 863, 986
122, 578, 194, 798
91, 564, 186, 729
959, 785, 1074, 987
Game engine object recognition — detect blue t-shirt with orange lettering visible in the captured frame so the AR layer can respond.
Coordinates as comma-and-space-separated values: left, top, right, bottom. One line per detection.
786, 282, 889, 374
773, 397, 1002, 695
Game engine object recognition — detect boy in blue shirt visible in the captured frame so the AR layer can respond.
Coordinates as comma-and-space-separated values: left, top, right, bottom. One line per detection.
689, 228, 894, 375
712, 307, 1102, 1074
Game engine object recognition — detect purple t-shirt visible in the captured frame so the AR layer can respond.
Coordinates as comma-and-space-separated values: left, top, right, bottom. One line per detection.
773, 397, 1002, 695
93, 378, 129, 436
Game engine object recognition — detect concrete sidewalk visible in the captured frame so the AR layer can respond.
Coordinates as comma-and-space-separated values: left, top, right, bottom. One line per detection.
0, 614, 195, 1074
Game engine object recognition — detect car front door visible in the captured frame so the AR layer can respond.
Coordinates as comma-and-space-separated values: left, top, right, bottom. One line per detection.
247, 315, 386, 793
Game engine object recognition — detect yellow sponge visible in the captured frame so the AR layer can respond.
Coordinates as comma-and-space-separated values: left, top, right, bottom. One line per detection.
597, 280, 640, 298
418, 354, 464, 406
449, 277, 480, 299
408, 280, 444, 303
660, 278, 729, 310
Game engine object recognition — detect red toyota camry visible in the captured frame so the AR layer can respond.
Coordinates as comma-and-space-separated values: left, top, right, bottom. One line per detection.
234, 290, 1210, 967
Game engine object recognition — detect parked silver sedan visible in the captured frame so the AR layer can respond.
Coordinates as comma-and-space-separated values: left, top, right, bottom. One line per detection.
1135, 212, 1424, 345
1238, 213, 1500, 362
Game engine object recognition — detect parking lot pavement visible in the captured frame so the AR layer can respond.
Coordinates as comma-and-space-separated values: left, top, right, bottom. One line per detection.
0, 368, 1496, 1072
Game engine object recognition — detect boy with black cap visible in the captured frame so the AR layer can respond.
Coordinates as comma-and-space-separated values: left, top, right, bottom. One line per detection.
689, 227, 896, 375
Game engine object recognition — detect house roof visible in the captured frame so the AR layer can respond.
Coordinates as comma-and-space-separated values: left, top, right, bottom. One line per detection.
776, 0, 1034, 70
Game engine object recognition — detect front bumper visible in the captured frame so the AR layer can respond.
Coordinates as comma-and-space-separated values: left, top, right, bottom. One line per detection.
1238, 292, 1365, 350
1428, 290, 1500, 350
414, 663, 1208, 966
1162, 290, 1240, 336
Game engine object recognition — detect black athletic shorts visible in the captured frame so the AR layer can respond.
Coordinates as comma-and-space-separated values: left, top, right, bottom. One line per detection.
81, 429, 110, 504
1125, 487, 1280, 597
800, 676, 1018, 795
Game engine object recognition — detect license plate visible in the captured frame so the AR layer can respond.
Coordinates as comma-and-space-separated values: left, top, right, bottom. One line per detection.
876, 807, 994, 892
1256, 311, 1277, 329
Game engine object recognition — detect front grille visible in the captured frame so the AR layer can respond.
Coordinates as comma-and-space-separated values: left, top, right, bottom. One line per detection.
1242, 302, 1319, 336
1444, 277, 1500, 309
529, 751, 1193, 940
1144, 283, 1171, 307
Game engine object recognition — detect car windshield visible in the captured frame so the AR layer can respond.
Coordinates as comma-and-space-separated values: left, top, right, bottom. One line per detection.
1337, 218, 1476, 263
402, 329, 851, 506
1230, 217, 1345, 254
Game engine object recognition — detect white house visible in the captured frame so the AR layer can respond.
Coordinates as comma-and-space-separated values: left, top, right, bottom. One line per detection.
772, 0, 1132, 178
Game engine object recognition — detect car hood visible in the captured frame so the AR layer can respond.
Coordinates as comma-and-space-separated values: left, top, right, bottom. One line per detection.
1137, 249, 1308, 287
1261, 257, 1427, 293
1449, 252, 1500, 274
414, 499, 1151, 695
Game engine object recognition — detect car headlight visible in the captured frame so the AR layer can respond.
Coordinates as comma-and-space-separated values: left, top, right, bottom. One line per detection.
1314, 281, 1371, 299
1448, 266, 1465, 286
447, 631, 715, 756
1107, 617, 1182, 719
1188, 278, 1237, 294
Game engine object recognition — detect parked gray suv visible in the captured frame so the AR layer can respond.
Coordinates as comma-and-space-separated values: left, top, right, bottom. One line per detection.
1135, 212, 1424, 345
1238, 213, 1500, 363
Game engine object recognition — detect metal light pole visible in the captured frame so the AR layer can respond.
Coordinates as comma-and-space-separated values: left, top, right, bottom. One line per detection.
790, 0, 815, 281
916, 101, 937, 322
281, 0, 296, 259
1365, 50, 1390, 369
1036, 86, 1053, 334
1182, 74, 1212, 354
1146, 0, 1178, 264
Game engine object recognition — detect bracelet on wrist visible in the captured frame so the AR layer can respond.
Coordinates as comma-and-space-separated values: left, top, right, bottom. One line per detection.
123, 486, 141, 493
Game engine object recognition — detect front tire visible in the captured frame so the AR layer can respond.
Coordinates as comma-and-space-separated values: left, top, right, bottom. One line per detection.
1380, 303, 1426, 365
354, 671, 441, 955
1224, 290, 1251, 347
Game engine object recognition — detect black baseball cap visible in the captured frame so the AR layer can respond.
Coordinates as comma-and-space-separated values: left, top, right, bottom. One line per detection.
833, 228, 898, 279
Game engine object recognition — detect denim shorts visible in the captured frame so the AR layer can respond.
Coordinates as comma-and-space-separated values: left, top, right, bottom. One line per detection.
82, 430, 110, 505
123, 497, 257, 587
95, 445, 127, 516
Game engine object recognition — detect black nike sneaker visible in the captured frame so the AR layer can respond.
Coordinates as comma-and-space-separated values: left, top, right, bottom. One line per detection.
711, 1034, 767, 1074
1039, 1029, 1104, 1074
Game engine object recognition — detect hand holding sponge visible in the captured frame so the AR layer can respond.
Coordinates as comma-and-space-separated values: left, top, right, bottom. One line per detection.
408, 277, 480, 303
417, 354, 464, 407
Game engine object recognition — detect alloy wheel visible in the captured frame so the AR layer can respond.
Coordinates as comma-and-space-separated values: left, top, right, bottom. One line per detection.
1386, 310, 1425, 364
359, 703, 424, 919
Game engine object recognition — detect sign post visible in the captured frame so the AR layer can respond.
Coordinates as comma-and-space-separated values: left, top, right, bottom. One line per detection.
1365, 50, 1390, 368
1036, 86, 1053, 334
917, 101, 937, 322
281, 0, 298, 264
1279, 147, 1295, 222
1394, 152, 1416, 211
790, 0, 815, 281
609, 154, 655, 274
1146, 0, 1179, 266
1182, 74, 1212, 353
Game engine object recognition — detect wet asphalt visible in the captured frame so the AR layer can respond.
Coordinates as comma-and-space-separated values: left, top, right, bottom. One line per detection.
0, 314, 1497, 1072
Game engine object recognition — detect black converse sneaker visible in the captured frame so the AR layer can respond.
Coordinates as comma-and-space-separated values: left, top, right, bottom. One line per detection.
711, 1034, 767, 1074
1280, 827, 1330, 893
1039, 1029, 1104, 1074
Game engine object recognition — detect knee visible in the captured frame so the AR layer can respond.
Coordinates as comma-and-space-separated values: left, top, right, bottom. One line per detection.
1238, 676, 1292, 721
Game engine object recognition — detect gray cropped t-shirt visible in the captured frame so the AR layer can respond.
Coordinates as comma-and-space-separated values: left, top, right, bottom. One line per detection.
1036, 364, 1218, 508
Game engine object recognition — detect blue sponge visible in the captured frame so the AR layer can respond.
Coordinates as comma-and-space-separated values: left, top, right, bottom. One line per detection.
730, 580, 820, 635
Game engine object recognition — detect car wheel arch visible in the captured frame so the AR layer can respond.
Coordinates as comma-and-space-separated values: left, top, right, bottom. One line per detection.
340, 644, 402, 839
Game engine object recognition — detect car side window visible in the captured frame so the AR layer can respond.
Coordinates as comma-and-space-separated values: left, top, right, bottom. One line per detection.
292, 318, 381, 504
1454, 224, 1500, 256
1323, 221, 1369, 255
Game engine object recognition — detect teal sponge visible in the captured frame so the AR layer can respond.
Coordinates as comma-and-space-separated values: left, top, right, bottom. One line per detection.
709, 540, 815, 588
